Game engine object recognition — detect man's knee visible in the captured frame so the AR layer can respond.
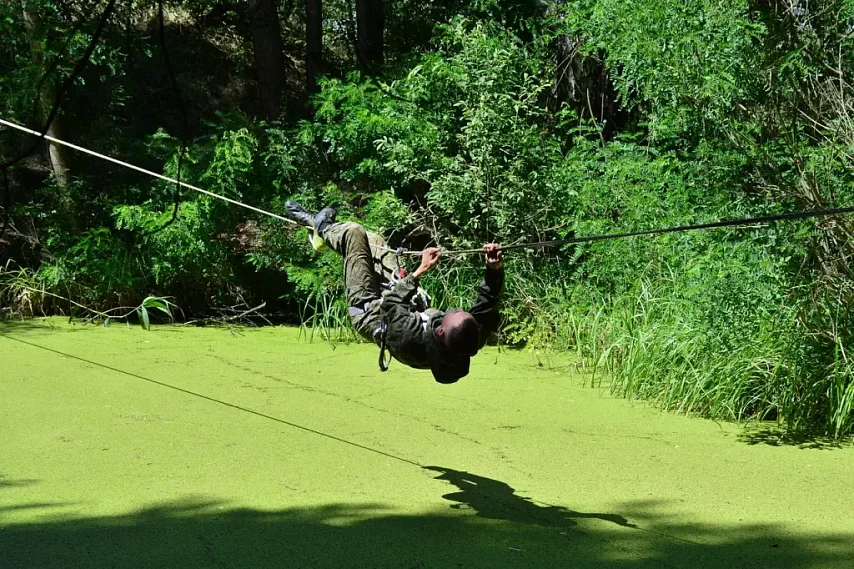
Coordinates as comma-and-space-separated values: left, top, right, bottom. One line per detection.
338, 221, 365, 236
341, 222, 370, 249
324, 221, 370, 258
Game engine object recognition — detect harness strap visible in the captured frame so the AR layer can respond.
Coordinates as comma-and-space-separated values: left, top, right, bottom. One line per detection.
352, 245, 408, 373
349, 300, 391, 372
378, 323, 390, 372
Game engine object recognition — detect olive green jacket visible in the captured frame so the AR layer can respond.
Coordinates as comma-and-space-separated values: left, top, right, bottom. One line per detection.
380, 267, 504, 383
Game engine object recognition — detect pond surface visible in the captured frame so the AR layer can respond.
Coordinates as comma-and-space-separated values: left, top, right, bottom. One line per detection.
1, 318, 852, 568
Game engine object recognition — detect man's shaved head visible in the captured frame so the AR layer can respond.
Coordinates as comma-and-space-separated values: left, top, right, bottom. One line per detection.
436, 309, 480, 356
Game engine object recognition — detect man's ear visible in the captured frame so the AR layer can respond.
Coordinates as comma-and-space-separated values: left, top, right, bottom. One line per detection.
436, 326, 445, 338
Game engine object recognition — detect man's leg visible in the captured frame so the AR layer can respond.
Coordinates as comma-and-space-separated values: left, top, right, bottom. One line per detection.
367, 231, 401, 286
322, 222, 384, 342
282, 201, 396, 343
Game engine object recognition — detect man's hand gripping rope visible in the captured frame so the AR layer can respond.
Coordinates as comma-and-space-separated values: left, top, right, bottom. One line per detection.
411, 243, 502, 280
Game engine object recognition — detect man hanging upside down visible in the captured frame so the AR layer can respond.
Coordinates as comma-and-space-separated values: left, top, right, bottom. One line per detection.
284, 201, 504, 384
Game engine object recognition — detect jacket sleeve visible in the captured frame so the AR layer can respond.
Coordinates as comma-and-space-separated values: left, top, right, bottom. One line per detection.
469, 267, 504, 350
380, 275, 425, 346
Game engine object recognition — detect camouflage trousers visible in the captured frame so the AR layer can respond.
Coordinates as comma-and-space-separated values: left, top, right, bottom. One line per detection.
321, 222, 401, 344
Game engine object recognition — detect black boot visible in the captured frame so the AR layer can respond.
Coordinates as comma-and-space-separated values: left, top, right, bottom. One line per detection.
313, 207, 337, 234
285, 200, 315, 227
284, 201, 337, 251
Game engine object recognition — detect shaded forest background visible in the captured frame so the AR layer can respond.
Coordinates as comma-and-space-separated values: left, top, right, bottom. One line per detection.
2, 0, 854, 437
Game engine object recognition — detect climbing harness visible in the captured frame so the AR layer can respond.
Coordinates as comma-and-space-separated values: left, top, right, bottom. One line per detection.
345, 298, 389, 371
373, 248, 407, 372
362, 247, 431, 372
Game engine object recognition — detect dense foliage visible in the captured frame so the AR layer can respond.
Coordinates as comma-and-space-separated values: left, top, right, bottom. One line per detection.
2, 0, 854, 437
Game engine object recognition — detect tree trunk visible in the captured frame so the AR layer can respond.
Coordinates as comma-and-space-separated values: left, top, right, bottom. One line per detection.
356, 0, 384, 73
22, 7, 72, 188
552, 32, 626, 139
306, 0, 322, 94
247, 0, 287, 120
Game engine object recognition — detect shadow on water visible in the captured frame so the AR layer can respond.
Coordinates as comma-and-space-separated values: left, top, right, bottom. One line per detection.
737, 426, 852, 450
0, 318, 188, 335
1, 476, 852, 569
1, 331, 853, 567
424, 466, 635, 529
0, 318, 80, 334
0, 477, 40, 489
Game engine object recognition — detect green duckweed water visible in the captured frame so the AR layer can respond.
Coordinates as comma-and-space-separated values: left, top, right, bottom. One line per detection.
1, 318, 853, 568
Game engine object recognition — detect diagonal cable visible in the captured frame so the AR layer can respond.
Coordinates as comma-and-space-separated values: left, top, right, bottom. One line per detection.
0, 117, 295, 224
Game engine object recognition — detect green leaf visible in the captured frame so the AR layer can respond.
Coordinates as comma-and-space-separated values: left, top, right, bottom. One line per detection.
103, 317, 111, 328
142, 296, 172, 317
138, 307, 150, 331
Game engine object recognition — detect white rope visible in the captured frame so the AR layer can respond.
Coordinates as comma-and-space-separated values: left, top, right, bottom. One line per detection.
0, 117, 295, 224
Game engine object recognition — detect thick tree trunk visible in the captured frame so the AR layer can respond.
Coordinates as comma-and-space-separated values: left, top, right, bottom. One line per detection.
552, 32, 626, 139
247, 0, 287, 120
22, 7, 72, 188
356, 0, 384, 73
306, 0, 322, 94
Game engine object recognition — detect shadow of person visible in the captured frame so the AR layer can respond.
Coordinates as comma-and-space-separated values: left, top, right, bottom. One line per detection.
424, 466, 635, 529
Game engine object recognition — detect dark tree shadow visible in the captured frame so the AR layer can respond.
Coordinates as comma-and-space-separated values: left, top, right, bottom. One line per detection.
424, 465, 636, 529
1, 495, 851, 569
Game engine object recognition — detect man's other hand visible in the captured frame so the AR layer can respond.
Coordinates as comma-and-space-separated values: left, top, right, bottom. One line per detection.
484, 243, 503, 269
414, 247, 442, 278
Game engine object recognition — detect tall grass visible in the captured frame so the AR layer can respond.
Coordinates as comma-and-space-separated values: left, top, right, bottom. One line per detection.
298, 289, 359, 345
422, 254, 854, 438
0, 264, 52, 318
566, 278, 854, 438
590, 281, 787, 420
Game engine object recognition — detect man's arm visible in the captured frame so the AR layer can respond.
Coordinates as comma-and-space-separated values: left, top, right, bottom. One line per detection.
380, 248, 441, 314
470, 244, 504, 350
